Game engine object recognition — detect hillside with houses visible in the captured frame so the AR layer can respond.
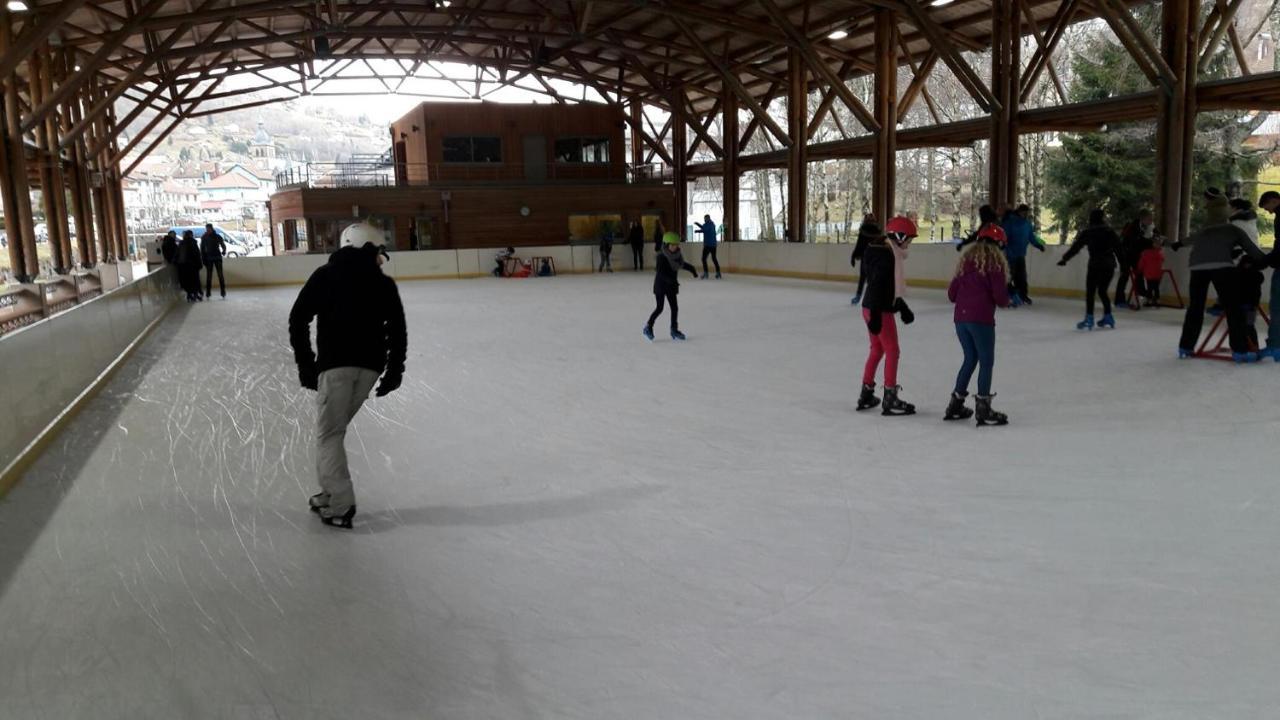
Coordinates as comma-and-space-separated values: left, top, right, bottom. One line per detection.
119, 100, 391, 239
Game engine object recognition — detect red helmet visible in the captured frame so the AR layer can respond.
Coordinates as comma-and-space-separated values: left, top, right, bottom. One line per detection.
977, 223, 1007, 247
884, 216, 918, 238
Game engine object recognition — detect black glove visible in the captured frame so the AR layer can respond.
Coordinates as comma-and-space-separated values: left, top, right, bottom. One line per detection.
1057, 259, 1068, 267
896, 299, 915, 325
375, 372, 402, 397
298, 363, 318, 391
866, 310, 882, 335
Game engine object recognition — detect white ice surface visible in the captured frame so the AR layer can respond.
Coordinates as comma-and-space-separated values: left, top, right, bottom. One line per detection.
1, 273, 1279, 719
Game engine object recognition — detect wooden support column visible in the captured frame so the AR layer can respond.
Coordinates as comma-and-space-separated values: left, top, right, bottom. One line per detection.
63, 55, 94, 267
787, 48, 807, 243
1157, 0, 1197, 239
45, 45, 72, 270
629, 97, 644, 169
988, 0, 1020, 208
32, 44, 69, 273
722, 88, 739, 242
673, 87, 688, 239
873, 9, 899, 222
2, 11, 37, 282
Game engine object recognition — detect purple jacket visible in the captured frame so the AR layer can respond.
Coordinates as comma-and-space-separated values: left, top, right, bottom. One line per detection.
948, 261, 1010, 325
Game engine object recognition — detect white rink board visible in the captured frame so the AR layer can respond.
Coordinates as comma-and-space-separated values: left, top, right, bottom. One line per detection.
0, 273, 1278, 719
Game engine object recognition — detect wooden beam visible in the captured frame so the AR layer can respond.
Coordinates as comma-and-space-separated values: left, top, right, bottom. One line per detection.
899, 0, 998, 112
0, 0, 91, 80
787, 47, 807, 243
664, 20, 792, 147
897, 49, 939, 123
19, 0, 171, 135
723, 86, 739, 242
1, 11, 37, 281
872, 8, 897, 221
1017, 0, 1075, 103
1198, 0, 1247, 73
754, 0, 879, 132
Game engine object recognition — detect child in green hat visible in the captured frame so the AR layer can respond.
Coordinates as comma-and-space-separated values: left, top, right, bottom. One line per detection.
644, 232, 699, 341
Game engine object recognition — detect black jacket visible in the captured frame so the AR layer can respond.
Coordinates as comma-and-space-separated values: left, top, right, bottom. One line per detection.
200, 230, 225, 261
176, 237, 201, 267
654, 249, 696, 293
850, 224, 874, 265
859, 244, 897, 313
161, 235, 177, 263
1063, 225, 1122, 268
289, 246, 407, 377
628, 225, 645, 247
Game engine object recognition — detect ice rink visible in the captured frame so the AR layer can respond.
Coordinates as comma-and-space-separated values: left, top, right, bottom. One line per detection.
1, 272, 1278, 719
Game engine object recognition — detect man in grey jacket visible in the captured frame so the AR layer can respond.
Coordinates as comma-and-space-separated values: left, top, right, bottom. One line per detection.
1178, 195, 1267, 359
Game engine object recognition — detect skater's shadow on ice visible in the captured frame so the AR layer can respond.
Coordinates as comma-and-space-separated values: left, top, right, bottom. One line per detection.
355, 483, 667, 533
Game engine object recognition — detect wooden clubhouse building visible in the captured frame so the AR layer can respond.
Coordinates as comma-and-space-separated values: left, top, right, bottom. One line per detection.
268, 101, 675, 255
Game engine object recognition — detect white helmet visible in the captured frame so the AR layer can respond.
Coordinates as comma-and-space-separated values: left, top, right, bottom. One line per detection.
340, 222, 390, 260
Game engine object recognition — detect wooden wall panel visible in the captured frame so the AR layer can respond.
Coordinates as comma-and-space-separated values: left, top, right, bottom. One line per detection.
273, 184, 675, 250
390, 102, 627, 184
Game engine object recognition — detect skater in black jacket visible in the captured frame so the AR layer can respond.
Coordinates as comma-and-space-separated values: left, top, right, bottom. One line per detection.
1058, 209, 1123, 330
289, 225, 407, 529
643, 232, 698, 342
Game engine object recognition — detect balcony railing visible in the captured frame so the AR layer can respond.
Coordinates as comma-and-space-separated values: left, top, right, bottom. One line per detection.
275, 161, 674, 190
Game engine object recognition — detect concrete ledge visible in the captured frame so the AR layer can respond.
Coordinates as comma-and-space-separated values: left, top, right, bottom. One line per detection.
0, 270, 180, 498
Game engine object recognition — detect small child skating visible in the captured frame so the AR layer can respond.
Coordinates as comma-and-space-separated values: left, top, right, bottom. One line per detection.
946, 225, 1011, 426
1136, 241, 1165, 307
643, 232, 699, 342
856, 216, 918, 415
1058, 208, 1122, 330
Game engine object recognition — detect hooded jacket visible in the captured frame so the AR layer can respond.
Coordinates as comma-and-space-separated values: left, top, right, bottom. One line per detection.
1187, 223, 1265, 271
1000, 212, 1037, 259
289, 245, 407, 377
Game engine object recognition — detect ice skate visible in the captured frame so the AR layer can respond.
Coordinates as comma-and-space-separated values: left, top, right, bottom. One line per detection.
1178, 347, 1193, 359
943, 392, 973, 421
320, 505, 356, 529
1076, 314, 1094, 331
1098, 313, 1116, 329
881, 386, 916, 416
975, 394, 1008, 426
1009, 294, 1023, 308
1115, 299, 1129, 309
642, 325, 654, 342
701, 271, 709, 279
715, 272, 722, 279
1021, 296, 1033, 306
855, 383, 880, 411
670, 329, 687, 341
308, 493, 329, 514
1232, 351, 1259, 364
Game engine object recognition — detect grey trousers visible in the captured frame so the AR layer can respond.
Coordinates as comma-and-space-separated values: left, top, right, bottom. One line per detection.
315, 367, 380, 516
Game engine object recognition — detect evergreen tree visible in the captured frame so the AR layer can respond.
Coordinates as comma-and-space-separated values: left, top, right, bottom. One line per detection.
1045, 12, 1264, 235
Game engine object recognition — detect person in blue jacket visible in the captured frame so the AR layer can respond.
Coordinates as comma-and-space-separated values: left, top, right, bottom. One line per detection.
1000, 204, 1045, 306
693, 214, 721, 279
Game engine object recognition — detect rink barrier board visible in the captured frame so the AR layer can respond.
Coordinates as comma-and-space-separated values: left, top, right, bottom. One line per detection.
219, 242, 1198, 303
0, 269, 180, 499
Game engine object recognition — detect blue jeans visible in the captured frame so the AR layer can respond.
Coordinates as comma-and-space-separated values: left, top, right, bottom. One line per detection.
1268, 270, 1280, 351
955, 322, 996, 396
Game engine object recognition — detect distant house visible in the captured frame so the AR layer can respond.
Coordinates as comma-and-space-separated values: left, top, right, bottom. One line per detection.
198, 172, 264, 219
162, 181, 199, 219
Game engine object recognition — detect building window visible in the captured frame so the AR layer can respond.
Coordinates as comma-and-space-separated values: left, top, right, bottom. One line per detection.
555, 137, 611, 164
442, 136, 502, 163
